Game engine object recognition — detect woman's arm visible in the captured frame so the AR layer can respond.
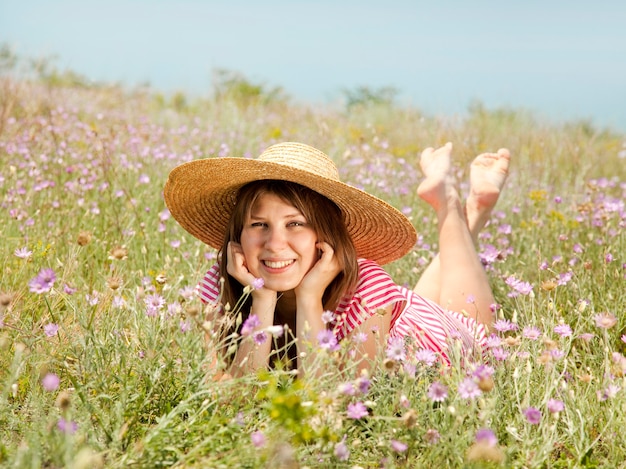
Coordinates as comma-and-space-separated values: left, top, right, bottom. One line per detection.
226, 241, 278, 376
347, 305, 392, 372
229, 292, 277, 376
295, 242, 342, 372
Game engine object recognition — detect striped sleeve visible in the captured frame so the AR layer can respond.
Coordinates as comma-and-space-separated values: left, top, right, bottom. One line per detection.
389, 287, 488, 364
334, 259, 406, 341
197, 263, 221, 305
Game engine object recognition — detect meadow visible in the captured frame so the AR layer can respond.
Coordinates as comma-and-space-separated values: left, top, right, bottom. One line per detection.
1, 62, 625, 468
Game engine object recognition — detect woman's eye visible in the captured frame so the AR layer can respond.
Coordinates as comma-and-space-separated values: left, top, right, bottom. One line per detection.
288, 221, 306, 227
250, 222, 267, 228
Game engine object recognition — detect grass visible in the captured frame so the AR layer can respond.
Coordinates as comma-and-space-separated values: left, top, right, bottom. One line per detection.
0, 72, 625, 468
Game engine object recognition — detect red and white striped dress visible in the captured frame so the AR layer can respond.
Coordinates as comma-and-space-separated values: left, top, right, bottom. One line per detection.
198, 258, 487, 364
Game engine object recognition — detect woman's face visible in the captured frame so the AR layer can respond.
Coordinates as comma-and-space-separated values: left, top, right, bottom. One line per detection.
240, 193, 319, 292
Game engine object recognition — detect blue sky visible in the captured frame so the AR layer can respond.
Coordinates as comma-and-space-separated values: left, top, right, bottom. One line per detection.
1, 0, 625, 130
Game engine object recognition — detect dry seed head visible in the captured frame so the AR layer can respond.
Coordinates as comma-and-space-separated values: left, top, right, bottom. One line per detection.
402, 409, 418, 428
478, 377, 495, 392
186, 304, 200, 318
383, 358, 398, 372
504, 336, 521, 347
543, 338, 558, 350
466, 442, 505, 463
537, 351, 553, 365
0, 333, 10, 350
77, 231, 92, 246
106, 277, 122, 290
0, 292, 14, 308
72, 447, 104, 469
109, 246, 128, 260
55, 390, 72, 411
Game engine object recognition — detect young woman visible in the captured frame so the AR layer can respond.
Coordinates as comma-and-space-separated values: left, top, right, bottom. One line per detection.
164, 141, 510, 376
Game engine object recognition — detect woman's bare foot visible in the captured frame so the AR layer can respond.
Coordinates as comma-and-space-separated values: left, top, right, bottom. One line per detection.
465, 148, 511, 234
417, 142, 460, 211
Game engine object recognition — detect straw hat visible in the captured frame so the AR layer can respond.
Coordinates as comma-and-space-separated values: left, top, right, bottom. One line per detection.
163, 142, 417, 265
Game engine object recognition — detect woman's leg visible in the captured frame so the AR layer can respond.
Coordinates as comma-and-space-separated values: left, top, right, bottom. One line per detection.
413, 143, 510, 325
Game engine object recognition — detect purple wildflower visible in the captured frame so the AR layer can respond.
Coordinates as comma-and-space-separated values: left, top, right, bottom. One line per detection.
523, 407, 542, 424
386, 336, 406, 361
493, 319, 518, 332
597, 384, 620, 402
251, 430, 266, 448
475, 428, 498, 447
594, 312, 617, 329
356, 377, 371, 394
472, 364, 495, 380
352, 332, 368, 343
334, 436, 350, 461
557, 271, 573, 286
424, 429, 440, 444
347, 402, 368, 419
57, 418, 78, 434
251, 277, 264, 290
44, 323, 59, 337
253, 331, 267, 345
427, 382, 448, 402
522, 326, 542, 340
415, 348, 437, 366
29, 268, 57, 294
42, 373, 60, 391
317, 329, 338, 350
321, 310, 335, 325
578, 332, 595, 342
485, 334, 502, 348
546, 398, 565, 413
491, 348, 510, 361
14, 247, 33, 259
144, 293, 165, 316
505, 275, 533, 297
338, 382, 356, 396
390, 439, 408, 453
241, 315, 261, 336
178, 286, 195, 300
179, 320, 192, 333
554, 324, 573, 337
458, 377, 482, 400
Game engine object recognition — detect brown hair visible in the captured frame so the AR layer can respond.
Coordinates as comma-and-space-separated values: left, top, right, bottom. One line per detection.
216, 180, 359, 354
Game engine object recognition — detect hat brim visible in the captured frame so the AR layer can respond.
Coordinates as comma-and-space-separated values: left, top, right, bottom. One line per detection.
164, 157, 417, 265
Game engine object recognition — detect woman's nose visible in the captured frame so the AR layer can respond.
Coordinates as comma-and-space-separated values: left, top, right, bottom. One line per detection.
264, 227, 287, 250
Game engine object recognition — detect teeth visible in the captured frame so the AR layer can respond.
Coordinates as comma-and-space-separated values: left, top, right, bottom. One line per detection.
264, 260, 294, 269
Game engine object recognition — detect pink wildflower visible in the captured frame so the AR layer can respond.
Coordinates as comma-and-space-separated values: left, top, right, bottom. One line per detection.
554, 324, 573, 337
523, 407, 541, 424
251, 430, 266, 448
44, 323, 59, 337
458, 377, 482, 400
594, 312, 617, 329
390, 439, 408, 453
317, 330, 338, 350
347, 402, 368, 419
42, 373, 60, 391
427, 382, 448, 402
29, 268, 56, 294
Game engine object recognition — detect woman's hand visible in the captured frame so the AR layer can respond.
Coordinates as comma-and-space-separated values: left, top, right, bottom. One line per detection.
226, 242, 276, 300
294, 241, 342, 303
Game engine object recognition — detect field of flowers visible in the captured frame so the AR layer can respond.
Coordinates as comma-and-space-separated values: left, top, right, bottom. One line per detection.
1, 69, 625, 468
